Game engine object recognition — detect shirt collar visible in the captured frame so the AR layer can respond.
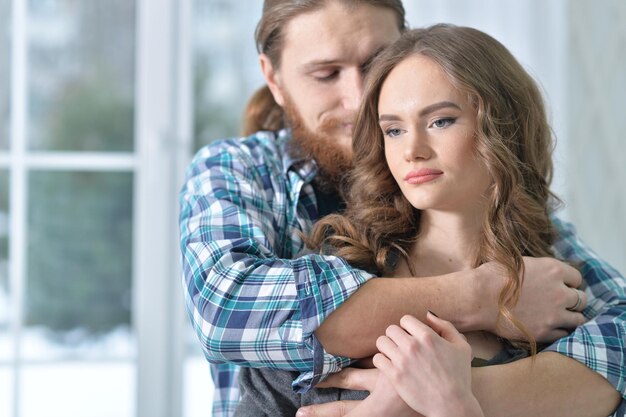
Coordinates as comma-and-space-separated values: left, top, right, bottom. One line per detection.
277, 128, 318, 184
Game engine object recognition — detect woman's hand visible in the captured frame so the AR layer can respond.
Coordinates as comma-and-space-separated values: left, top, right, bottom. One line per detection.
374, 312, 484, 417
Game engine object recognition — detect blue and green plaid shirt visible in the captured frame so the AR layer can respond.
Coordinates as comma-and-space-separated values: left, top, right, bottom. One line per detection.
179, 129, 626, 417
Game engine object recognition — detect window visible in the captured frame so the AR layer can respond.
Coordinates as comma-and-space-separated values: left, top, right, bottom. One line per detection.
3, 1, 138, 416
192, 0, 264, 152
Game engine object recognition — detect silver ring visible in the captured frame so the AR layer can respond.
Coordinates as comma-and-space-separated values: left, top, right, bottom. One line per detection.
567, 288, 583, 311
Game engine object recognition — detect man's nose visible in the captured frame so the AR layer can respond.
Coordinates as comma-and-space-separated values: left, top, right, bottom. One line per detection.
341, 69, 364, 111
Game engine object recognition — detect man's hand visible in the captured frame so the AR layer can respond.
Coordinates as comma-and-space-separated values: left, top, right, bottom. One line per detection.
315, 367, 378, 390
297, 368, 420, 417
475, 257, 588, 342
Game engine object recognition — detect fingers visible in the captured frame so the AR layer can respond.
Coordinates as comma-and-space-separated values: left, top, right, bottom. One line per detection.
372, 352, 392, 371
423, 312, 466, 344
376, 327, 403, 358
379, 314, 465, 356
316, 368, 378, 391
560, 262, 583, 288
297, 400, 361, 417
522, 256, 582, 288
566, 287, 587, 312
377, 316, 438, 359
534, 312, 586, 343
558, 310, 587, 329
394, 313, 465, 346
396, 314, 434, 338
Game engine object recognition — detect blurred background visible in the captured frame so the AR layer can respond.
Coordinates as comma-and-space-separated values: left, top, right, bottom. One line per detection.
0, 0, 623, 416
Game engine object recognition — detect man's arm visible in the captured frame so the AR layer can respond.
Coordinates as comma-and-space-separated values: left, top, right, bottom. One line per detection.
472, 352, 621, 417
543, 217, 626, 400
297, 352, 622, 417
316, 257, 586, 358
180, 134, 373, 390
474, 219, 626, 416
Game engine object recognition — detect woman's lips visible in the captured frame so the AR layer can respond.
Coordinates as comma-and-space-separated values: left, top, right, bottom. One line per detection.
404, 168, 443, 184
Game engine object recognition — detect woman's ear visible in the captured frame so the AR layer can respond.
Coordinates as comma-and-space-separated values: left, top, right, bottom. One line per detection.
259, 54, 285, 106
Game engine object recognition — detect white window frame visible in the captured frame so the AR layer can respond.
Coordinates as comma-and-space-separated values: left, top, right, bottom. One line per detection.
133, 0, 192, 416
4, 0, 193, 416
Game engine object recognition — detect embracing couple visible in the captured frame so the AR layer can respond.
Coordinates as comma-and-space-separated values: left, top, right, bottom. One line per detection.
180, 1, 625, 416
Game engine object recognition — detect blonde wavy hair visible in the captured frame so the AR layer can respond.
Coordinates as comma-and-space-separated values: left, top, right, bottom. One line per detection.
307, 24, 559, 350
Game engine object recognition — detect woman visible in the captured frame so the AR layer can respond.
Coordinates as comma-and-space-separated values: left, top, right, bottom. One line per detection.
304, 22, 553, 417
236, 24, 614, 417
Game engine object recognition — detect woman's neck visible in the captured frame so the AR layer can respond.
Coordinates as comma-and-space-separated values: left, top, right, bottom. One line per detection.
403, 209, 505, 361
408, 210, 484, 277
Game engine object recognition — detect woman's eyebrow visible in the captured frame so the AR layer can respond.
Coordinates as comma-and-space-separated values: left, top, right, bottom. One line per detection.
379, 101, 461, 122
418, 101, 461, 117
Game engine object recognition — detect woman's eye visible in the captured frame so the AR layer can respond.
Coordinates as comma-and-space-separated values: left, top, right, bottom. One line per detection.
431, 117, 456, 128
384, 128, 404, 137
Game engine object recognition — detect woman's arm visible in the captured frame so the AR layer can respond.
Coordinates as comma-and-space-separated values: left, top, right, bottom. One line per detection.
472, 352, 621, 417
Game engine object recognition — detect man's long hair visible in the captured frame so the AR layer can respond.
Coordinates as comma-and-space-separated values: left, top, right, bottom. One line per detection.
307, 25, 560, 353
242, 0, 407, 135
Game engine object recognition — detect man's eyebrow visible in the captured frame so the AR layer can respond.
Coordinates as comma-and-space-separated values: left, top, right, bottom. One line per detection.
301, 59, 342, 71
301, 45, 391, 72
379, 101, 462, 122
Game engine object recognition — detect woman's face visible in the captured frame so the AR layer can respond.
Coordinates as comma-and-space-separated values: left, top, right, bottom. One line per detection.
378, 54, 492, 216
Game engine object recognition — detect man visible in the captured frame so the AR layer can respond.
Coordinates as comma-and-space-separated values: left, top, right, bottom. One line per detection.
179, 1, 625, 416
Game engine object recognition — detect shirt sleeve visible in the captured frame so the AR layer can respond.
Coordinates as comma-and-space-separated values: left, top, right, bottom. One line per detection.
179, 139, 373, 392
545, 216, 626, 400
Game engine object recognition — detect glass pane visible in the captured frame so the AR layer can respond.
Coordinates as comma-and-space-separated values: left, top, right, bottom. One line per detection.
183, 355, 213, 417
0, 366, 12, 417
25, 171, 134, 360
192, 0, 264, 151
27, 0, 135, 151
0, 171, 9, 361
20, 362, 135, 417
0, 0, 10, 150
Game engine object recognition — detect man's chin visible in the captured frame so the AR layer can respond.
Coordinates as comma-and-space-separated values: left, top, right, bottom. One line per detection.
336, 134, 353, 156
339, 146, 353, 162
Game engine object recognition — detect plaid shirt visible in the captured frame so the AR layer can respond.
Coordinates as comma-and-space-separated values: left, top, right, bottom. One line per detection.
179, 130, 626, 417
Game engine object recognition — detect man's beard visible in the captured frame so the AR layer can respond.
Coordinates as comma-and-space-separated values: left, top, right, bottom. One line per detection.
282, 95, 353, 195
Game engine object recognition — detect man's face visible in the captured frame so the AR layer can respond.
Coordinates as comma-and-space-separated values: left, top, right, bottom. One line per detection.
264, 2, 402, 163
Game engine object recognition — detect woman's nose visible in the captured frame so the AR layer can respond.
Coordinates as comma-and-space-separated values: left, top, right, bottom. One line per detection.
404, 131, 431, 161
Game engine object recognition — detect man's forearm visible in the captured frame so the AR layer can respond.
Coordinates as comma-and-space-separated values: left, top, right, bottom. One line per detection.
472, 351, 621, 417
316, 257, 588, 358
315, 269, 485, 358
